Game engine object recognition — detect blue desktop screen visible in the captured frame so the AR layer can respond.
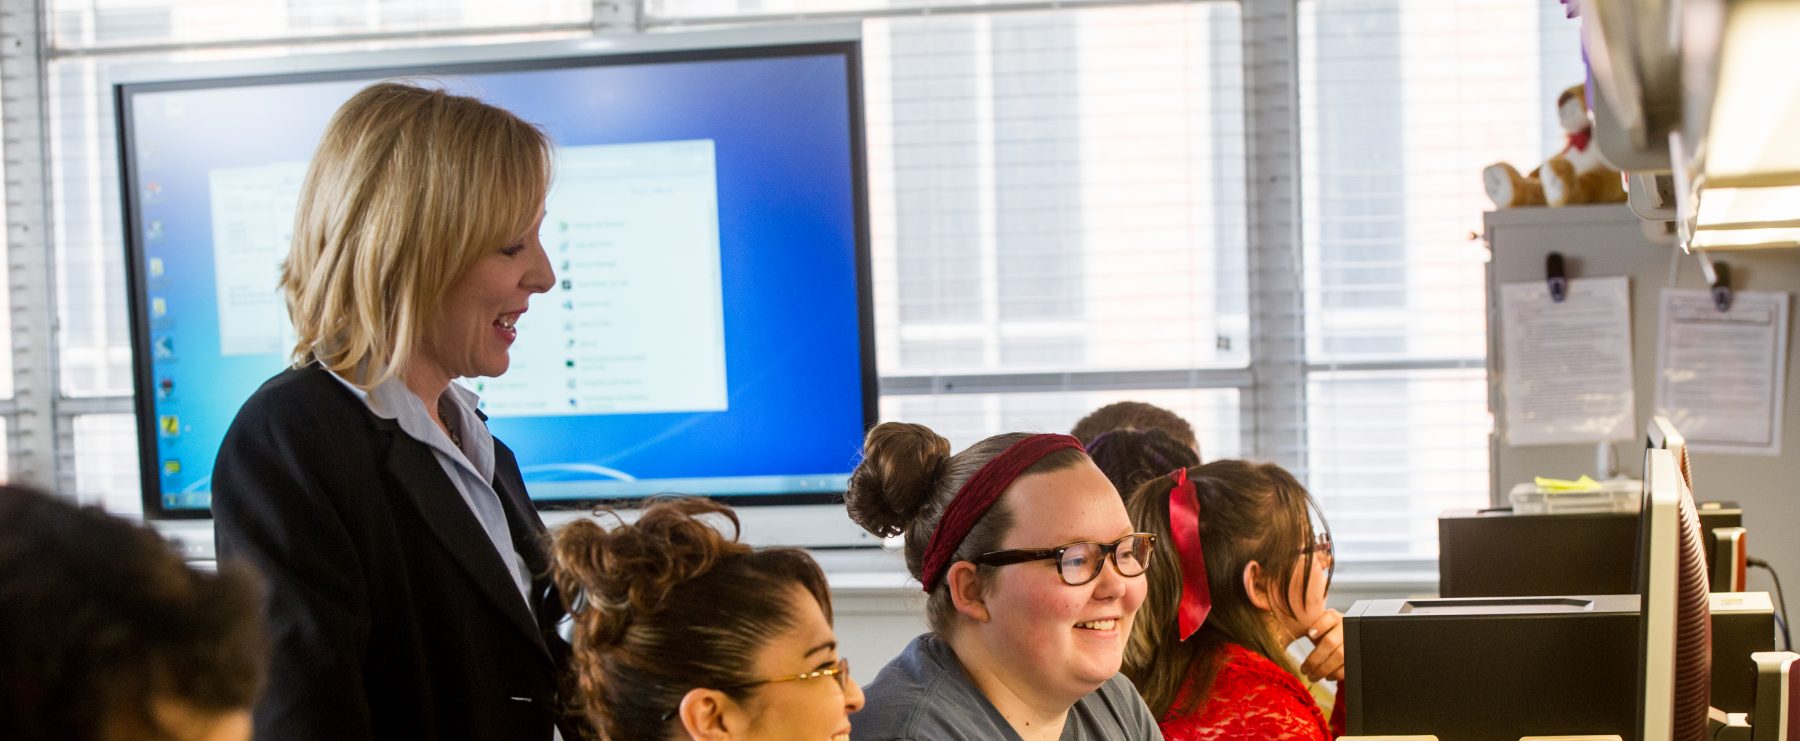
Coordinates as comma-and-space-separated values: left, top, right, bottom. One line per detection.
119, 45, 872, 515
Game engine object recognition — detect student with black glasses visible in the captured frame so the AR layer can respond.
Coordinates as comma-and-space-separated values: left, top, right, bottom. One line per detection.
842, 422, 1165, 741
1120, 460, 1343, 741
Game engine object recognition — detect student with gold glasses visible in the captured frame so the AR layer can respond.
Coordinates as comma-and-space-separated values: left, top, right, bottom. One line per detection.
552, 497, 864, 740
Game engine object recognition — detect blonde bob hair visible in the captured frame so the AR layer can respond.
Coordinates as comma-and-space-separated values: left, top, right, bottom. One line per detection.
283, 80, 552, 390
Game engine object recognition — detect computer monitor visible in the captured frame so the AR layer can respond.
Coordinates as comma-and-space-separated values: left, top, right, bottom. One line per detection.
1343, 594, 1643, 740
1437, 505, 1747, 598
1438, 510, 1639, 597
1750, 652, 1800, 740
114, 27, 880, 545
1637, 441, 1713, 741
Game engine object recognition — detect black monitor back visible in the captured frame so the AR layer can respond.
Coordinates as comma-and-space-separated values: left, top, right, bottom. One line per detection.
1344, 595, 1640, 741
1438, 511, 1637, 597
1437, 506, 1744, 598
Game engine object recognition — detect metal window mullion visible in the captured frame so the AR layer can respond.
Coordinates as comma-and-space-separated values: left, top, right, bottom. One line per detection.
43, 22, 601, 61
55, 394, 130, 415
644, 0, 1222, 29
2, 0, 61, 489
878, 367, 1255, 396
1303, 357, 1486, 375
593, 0, 645, 33
1240, 0, 1306, 473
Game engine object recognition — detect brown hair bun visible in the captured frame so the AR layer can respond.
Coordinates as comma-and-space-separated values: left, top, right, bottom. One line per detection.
844, 422, 953, 538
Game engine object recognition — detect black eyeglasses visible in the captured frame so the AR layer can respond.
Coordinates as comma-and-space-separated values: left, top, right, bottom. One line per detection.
1297, 533, 1333, 564
660, 658, 852, 722
973, 533, 1157, 586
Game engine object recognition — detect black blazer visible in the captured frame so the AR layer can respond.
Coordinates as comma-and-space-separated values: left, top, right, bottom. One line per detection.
213, 366, 575, 741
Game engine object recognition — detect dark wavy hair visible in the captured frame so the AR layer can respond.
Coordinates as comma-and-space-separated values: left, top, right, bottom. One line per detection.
1070, 401, 1198, 451
1085, 427, 1202, 498
551, 497, 833, 740
0, 484, 265, 741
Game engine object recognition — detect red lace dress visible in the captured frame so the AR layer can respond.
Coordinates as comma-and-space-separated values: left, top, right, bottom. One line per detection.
1157, 643, 1346, 741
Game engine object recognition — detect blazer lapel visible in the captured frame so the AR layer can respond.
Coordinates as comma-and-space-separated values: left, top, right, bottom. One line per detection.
490, 455, 561, 626
380, 430, 551, 661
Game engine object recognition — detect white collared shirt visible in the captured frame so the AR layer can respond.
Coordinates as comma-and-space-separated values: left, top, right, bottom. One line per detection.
329, 371, 534, 610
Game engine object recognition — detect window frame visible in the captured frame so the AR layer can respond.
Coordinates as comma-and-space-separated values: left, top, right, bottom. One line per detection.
7, 0, 1493, 594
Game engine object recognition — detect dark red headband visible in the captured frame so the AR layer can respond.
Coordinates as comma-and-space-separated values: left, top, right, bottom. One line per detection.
919, 434, 1085, 593
1169, 466, 1212, 640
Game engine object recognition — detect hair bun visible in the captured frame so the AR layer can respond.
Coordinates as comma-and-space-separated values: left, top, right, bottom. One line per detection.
551, 498, 749, 648
844, 422, 952, 538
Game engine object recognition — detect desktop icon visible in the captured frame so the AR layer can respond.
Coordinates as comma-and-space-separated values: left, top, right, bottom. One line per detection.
148, 257, 164, 279
159, 415, 181, 437
147, 220, 164, 241
162, 459, 182, 476
145, 181, 163, 201
151, 297, 167, 318
153, 336, 174, 359
157, 378, 175, 399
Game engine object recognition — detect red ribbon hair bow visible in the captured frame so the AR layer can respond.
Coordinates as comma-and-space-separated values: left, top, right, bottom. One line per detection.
1169, 466, 1212, 641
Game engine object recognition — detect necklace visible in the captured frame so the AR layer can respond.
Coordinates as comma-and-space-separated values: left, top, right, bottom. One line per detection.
438, 395, 463, 449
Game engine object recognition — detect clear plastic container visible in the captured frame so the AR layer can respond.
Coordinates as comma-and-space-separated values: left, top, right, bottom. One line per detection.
1508, 479, 1642, 514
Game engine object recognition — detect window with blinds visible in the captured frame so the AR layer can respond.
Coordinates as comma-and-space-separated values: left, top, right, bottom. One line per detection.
0, 83, 12, 404
30, 0, 1591, 573
864, 5, 1249, 379
38, 1, 595, 512
1296, 0, 1584, 561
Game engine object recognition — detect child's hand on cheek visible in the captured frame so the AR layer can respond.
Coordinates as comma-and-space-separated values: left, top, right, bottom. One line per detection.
1298, 608, 1345, 682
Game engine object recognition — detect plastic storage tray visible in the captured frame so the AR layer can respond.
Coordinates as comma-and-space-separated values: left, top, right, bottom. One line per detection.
1508, 479, 1642, 514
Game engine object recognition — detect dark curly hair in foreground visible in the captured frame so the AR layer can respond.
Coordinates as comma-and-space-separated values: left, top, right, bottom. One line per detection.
551, 497, 832, 740
0, 484, 265, 741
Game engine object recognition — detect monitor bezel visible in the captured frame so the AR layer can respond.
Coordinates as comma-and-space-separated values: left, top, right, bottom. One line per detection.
117, 28, 876, 520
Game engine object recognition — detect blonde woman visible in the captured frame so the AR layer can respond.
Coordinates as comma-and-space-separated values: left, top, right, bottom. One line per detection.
212, 81, 569, 741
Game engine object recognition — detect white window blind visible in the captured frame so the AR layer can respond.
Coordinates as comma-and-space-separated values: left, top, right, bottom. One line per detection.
0, 80, 13, 404
883, 388, 1243, 460
28, 0, 1595, 575
864, 4, 1249, 379
1295, 0, 1585, 562
0, 75, 11, 404
38, 1, 596, 510
47, 0, 590, 53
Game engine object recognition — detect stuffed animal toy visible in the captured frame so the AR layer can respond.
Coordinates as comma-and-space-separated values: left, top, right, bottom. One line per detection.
1483, 83, 1627, 208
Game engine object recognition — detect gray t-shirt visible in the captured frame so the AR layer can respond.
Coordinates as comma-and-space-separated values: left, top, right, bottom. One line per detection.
851, 633, 1164, 741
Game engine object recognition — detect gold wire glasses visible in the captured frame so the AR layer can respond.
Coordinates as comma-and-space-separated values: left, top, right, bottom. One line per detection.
660, 658, 852, 722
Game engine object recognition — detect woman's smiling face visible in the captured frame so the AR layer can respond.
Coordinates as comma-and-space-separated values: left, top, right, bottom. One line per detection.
973, 460, 1149, 701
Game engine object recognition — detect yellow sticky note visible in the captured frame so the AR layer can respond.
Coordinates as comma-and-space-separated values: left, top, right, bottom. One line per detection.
1533, 475, 1601, 492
